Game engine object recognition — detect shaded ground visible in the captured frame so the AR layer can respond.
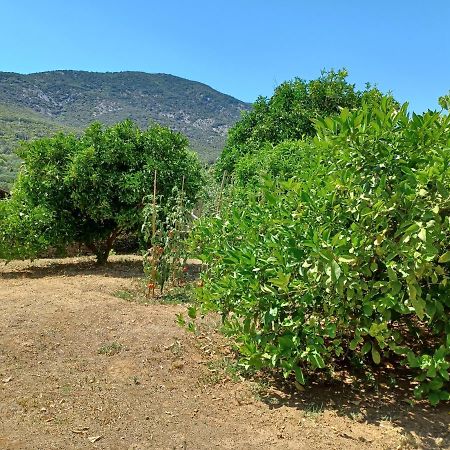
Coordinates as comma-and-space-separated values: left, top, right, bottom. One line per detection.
0, 256, 449, 450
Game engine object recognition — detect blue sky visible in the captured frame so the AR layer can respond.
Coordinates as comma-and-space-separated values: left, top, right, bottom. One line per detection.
1, 0, 449, 112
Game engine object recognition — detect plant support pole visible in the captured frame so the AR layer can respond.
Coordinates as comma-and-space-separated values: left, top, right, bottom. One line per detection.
152, 170, 157, 240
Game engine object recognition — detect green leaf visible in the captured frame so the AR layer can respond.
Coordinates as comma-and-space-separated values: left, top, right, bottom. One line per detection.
326, 323, 336, 338
295, 366, 305, 385
371, 347, 381, 364
278, 335, 295, 350
438, 251, 450, 263
390, 281, 402, 295
331, 261, 341, 281
411, 297, 426, 320
349, 337, 361, 351
387, 267, 398, 282
407, 351, 419, 368
187, 306, 197, 319
309, 353, 325, 369
362, 303, 372, 316
361, 341, 372, 355
428, 379, 443, 390
268, 272, 291, 291
428, 391, 440, 406
418, 228, 427, 242
338, 256, 356, 264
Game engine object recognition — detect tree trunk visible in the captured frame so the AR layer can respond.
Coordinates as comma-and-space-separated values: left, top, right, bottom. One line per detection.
95, 247, 111, 265
86, 229, 121, 265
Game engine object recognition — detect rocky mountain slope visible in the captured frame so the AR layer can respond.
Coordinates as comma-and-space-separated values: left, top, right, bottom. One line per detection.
0, 70, 250, 189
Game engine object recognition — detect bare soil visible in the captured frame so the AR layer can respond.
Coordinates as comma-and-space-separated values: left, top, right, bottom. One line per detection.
0, 256, 449, 450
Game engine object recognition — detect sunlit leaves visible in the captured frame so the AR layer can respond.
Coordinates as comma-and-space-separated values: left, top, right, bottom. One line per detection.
0, 120, 203, 263
192, 97, 450, 405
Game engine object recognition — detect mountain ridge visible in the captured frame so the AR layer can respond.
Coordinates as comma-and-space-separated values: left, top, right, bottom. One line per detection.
0, 70, 251, 189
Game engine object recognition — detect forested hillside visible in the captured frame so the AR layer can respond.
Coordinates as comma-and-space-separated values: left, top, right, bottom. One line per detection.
0, 103, 78, 188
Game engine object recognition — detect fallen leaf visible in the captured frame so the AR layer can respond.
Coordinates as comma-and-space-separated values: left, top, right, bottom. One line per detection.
87, 436, 102, 443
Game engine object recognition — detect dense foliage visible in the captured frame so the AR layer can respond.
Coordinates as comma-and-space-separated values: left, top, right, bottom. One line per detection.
216, 70, 393, 179
0, 120, 203, 263
192, 99, 450, 404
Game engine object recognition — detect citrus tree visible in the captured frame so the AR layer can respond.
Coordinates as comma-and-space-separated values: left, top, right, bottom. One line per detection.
192, 98, 450, 404
216, 69, 393, 179
0, 120, 203, 263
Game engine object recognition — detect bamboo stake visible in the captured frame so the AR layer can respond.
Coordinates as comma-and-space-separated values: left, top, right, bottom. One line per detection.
180, 175, 185, 210
152, 170, 157, 239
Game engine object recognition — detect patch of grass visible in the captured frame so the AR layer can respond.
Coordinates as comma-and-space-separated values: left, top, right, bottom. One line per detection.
165, 339, 184, 358
98, 342, 122, 356
249, 378, 271, 402
113, 289, 135, 301
113, 280, 196, 306
161, 285, 195, 304
200, 357, 242, 385
59, 385, 72, 396
304, 402, 325, 418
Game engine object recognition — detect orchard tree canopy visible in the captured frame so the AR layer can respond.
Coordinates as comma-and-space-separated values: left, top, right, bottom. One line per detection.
216, 69, 396, 178
0, 120, 203, 263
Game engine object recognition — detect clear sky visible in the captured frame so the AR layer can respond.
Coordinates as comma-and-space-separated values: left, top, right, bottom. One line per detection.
1, 0, 449, 112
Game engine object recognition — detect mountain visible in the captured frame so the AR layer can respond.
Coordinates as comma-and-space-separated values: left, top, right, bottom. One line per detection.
0, 70, 251, 189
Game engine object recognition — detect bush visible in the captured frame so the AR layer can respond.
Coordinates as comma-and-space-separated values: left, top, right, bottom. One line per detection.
216, 69, 393, 179
0, 120, 204, 263
191, 99, 450, 404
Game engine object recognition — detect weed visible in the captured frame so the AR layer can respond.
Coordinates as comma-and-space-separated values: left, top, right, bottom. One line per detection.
199, 357, 242, 386
161, 285, 195, 304
250, 379, 271, 402
98, 342, 122, 356
304, 402, 324, 418
166, 339, 183, 358
113, 289, 134, 301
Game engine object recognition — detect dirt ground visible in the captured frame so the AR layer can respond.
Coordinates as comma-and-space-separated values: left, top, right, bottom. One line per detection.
0, 256, 449, 450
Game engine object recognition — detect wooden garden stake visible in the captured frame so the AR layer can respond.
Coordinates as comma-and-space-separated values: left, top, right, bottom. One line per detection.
216, 170, 227, 215
152, 170, 157, 239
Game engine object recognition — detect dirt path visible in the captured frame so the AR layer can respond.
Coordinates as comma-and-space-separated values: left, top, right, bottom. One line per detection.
0, 256, 448, 449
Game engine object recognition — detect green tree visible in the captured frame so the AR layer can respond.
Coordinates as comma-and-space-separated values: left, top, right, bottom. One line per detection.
439, 92, 450, 111
216, 69, 394, 178
0, 120, 203, 264
192, 98, 450, 404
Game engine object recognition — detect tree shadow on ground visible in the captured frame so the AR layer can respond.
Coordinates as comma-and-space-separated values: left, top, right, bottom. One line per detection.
255, 370, 449, 449
0, 257, 144, 280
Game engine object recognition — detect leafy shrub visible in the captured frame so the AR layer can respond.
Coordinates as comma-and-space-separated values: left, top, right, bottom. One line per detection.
233, 140, 312, 187
0, 120, 203, 263
216, 69, 394, 179
192, 99, 450, 404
